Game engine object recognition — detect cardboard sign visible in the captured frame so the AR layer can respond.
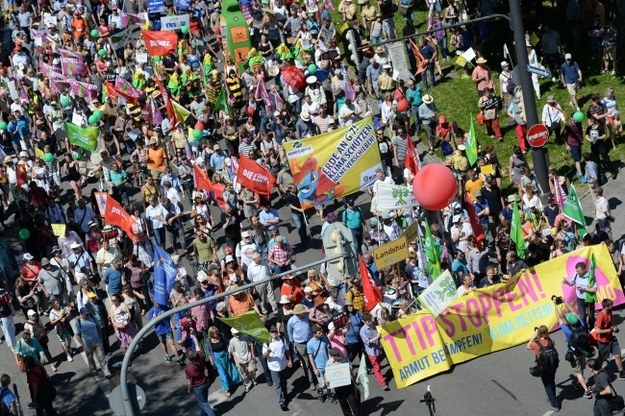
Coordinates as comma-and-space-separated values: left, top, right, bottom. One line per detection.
51, 224, 66, 237
160, 14, 190, 31
326, 363, 353, 388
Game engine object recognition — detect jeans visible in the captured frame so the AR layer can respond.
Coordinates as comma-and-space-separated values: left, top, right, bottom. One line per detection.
577, 297, 595, 330
192, 382, 216, 416
350, 227, 363, 255
254, 343, 272, 383
541, 371, 559, 408
152, 228, 166, 247
594, 398, 613, 416
0, 315, 16, 350
35, 403, 59, 416
421, 63, 435, 89
165, 224, 187, 251
372, 36, 382, 45
270, 368, 288, 406
291, 212, 307, 244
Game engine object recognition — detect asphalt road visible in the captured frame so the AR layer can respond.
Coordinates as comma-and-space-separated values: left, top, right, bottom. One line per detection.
2, 144, 625, 416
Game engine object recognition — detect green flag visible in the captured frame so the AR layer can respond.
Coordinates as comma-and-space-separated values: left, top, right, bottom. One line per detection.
216, 310, 271, 343
66, 122, 99, 152
465, 116, 478, 165
511, 199, 526, 259
562, 185, 587, 237
423, 218, 442, 279
585, 253, 598, 304
356, 353, 370, 400
214, 88, 230, 117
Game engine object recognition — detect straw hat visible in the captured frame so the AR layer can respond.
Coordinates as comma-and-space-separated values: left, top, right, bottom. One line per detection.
268, 65, 280, 77
293, 304, 309, 314
476, 57, 487, 64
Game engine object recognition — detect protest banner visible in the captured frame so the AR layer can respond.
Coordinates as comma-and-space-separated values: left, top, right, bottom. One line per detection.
217, 311, 272, 343
147, 0, 166, 13
417, 270, 459, 316
142, 30, 178, 56
379, 244, 624, 389
94, 192, 108, 216
160, 14, 190, 31
60, 56, 87, 76
103, 194, 135, 240
111, 26, 141, 50
373, 237, 408, 269
66, 123, 99, 152
153, 244, 177, 306
376, 183, 418, 211
283, 117, 382, 209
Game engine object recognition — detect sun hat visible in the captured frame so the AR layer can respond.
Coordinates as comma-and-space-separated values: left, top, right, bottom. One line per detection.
293, 304, 309, 314
23, 253, 34, 260
300, 111, 311, 121
476, 57, 487, 64
422, 94, 433, 104
279, 295, 292, 304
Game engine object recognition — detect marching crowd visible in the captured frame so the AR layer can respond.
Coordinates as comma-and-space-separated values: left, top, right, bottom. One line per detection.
0, 0, 624, 414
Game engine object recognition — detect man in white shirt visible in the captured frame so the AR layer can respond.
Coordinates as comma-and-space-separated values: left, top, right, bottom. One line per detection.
541, 95, 565, 143
246, 254, 277, 315
145, 196, 168, 247
338, 98, 361, 127
450, 214, 474, 253
370, 167, 395, 196
593, 186, 612, 239
263, 326, 293, 411
235, 231, 257, 271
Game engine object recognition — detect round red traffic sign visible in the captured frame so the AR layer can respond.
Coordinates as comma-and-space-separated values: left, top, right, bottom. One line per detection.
527, 124, 549, 148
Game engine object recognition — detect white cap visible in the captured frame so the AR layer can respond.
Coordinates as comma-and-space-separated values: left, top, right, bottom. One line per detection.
230, 327, 240, 335
565, 53, 572, 60
19, 151, 29, 158
225, 255, 234, 263
304, 286, 314, 293
27, 309, 37, 316
23, 253, 34, 260
70, 242, 82, 249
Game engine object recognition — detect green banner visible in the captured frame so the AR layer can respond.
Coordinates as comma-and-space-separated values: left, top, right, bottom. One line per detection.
217, 310, 271, 343
66, 122, 99, 152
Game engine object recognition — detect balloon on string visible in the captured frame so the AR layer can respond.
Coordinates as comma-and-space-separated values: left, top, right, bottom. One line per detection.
573, 111, 585, 123
412, 163, 457, 211
93, 110, 103, 120
19, 228, 30, 240
181, 25, 189, 35
396, 99, 409, 113
98, 49, 107, 57
192, 129, 203, 139
88, 114, 99, 125
246, 106, 255, 116
314, 69, 329, 82
0, 122, 6, 130
307, 64, 317, 75
91, 29, 99, 38
194, 122, 204, 131
61, 97, 71, 107
43, 153, 54, 163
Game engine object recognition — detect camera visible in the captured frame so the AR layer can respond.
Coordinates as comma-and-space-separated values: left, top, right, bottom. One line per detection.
551, 295, 563, 305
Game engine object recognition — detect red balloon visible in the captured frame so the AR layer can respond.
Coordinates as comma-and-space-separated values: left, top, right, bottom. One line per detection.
194, 122, 204, 131
281, 65, 306, 90
246, 106, 255, 116
412, 163, 457, 210
396, 98, 409, 113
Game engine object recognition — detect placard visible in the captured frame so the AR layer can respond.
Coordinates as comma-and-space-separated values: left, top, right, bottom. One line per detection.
136, 52, 148, 63
326, 363, 352, 388
160, 14, 190, 31
51, 224, 66, 237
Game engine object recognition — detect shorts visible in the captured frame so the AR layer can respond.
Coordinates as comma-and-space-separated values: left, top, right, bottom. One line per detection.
597, 338, 621, 360
569, 144, 582, 162
603, 47, 616, 61
566, 83, 579, 96
158, 331, 174, 342
573, 354, 586, 375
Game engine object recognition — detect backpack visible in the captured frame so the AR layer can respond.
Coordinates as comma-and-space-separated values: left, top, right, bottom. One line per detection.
506, 77, 517, 95
570, 326, 595, 358
536, 338, 559, 373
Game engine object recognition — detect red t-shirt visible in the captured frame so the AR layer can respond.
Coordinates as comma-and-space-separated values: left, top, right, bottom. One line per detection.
595, 310, 613, 343
185, 352, 207, 387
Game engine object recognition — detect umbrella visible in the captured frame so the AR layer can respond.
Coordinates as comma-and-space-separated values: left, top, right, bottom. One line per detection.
281, 65, 306, 89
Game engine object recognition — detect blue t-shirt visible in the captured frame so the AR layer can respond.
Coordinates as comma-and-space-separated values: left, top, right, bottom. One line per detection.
561, 62, 580, 84
149, 305, 172, 336
561, 321, 586, 352
306, 336, 331, 371
76, 316, 101, 346
0, 386, 16, 412
103, 268, 123, 295
345, 312, 364, 344
406, 86, 423, 107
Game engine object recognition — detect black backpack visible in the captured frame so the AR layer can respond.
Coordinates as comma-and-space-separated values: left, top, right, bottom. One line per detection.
570, 326, 595, 358
536, 338, 559, 373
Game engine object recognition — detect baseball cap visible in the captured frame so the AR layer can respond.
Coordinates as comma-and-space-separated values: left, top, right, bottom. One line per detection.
27, 309, 37, 316
269, 325, 278, 332
231, 328, 240, 335
79, 307, 90, 315
565, 313, 579, 326
565, 53, 572, 60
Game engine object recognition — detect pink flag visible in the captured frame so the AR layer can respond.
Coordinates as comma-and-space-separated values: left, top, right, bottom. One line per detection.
344, 80, 355, 100
60, 56, 87, 76
151, 99, 163, 126
59, 48, 84, 60
255, 78, 274, 112
554, 176, 567, 210
41, 63, 64, 79
114, 76, 142, 101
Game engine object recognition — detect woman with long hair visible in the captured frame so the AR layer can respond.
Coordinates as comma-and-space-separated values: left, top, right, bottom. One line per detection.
205, 326, 242, 398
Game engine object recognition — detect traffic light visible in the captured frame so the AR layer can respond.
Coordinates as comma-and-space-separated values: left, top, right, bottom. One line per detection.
321, 222, 358, 286
342, 27, 362, 68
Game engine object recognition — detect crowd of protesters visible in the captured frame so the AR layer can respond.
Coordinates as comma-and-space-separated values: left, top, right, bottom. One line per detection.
0, 0, 624, 413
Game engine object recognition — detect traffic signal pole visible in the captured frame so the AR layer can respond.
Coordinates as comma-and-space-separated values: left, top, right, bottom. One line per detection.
368, 11, 551, 195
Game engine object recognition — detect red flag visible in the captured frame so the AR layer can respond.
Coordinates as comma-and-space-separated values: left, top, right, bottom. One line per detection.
141, 30, 178, 56
408, 39, 428, 75
405, 135, 420, 175
104, 195, 136, 242
464, 192, 485, 251
359, 255, 381, 312
155, 76, 174, 122
236, 156, 276, 196
193, 164, 226, 208
113, 76, 142, 104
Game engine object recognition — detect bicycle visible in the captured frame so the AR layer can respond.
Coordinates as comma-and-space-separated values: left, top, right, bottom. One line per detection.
420, 385, 436, 416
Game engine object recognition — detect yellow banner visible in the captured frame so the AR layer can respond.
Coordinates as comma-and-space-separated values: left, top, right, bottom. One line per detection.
380, 244, 624, 388
373, 237, 408, 269
283, 117, 382, 209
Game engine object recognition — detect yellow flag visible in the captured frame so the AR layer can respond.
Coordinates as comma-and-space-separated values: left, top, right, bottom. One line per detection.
171, 100, 190, 123
34, 147, 45, 159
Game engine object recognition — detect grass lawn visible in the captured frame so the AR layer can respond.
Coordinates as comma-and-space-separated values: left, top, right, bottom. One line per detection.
329, 1, 625, 193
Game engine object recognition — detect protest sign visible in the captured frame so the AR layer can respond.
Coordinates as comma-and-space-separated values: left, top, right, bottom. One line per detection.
379, 244, 624, 388
283, 117, 382, 209
160, 14, 190, 31
217, 311, 272, 343
417, 270, 459, 316
376, 183, 418, 211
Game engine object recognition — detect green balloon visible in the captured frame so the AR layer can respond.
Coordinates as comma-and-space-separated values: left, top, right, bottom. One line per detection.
308, 64, 317, 75
19, 228, 30, 240
181, 25, 189, 35
0, 122, 6, 130
61, 97, 71, 107
91, 29, 99, 38
573, 111, 585, 123
93, 110, 103, 120
98, 49, 107, 57
43, 152, 54, 163
192, 129, 202, 139
88, 114, 98, 125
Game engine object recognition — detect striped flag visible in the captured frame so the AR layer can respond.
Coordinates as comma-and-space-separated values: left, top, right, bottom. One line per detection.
553, 176, 567, 210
